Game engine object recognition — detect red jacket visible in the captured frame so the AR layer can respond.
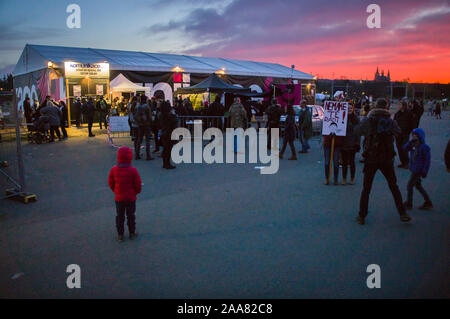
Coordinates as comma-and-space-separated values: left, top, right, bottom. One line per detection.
108, 147, 142, 202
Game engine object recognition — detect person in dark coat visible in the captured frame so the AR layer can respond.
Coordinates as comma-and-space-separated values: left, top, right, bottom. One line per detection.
403, 128, 432, 210
354, 98, 411, 225
412, 100, 424, 127
266, 99, 283, 150
435, 102, 442, 119
298, 100, 313, 153
23, 97, 33, 125
40, 97, 62, 142
58, 100, 69, 139
150, 97, 161, 153
160, 101, 178, 169
73, 98, 82, 127
341, 103, 360, 185
133, 95, 154, 161
445, 138, 450, 172
279, 105, 297, 160
394, 101, 415, 168
207, 95, 225, 130
108, 147, 142, 242
83, 97, 96, 137
96, 96, 109, 129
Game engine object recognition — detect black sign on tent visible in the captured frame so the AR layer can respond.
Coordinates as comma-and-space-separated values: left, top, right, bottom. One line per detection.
174, 73, 251, 95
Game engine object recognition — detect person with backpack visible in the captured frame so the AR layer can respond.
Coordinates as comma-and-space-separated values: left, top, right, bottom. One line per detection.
265, 99, 283, 150
354, 98, 411, 225
403, 128, 433, 210
133, 95, 154, 161
96, 96, 109, 130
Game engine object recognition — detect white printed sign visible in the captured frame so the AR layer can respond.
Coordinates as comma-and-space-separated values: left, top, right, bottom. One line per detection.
65, 62, 109, 78
96, 84, 103, 96
322, 101, 349, 136
109, 116, 130, 132
73, 85, 81, 97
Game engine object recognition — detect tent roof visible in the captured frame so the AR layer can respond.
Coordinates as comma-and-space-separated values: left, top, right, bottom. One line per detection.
13, 44, 315, 80
110, 73, 149, 92
175, 73, 250, 94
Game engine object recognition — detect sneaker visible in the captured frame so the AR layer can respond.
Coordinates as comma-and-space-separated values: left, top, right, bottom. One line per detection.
403, 201, 412, 210
129, 232, 138, 240
118, 234, 124, 242
400, 214, 412, 222
419, 201, 433, 210
356, 216, 365, 225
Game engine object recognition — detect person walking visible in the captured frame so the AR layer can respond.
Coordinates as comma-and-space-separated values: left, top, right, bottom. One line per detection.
133, 95, 154, 161
298, 100, 312, 153
228, 97, 247, 153
403, 128, 433, 210
108, 147, 142, 242
82, 97, 96, 137
279, 105, 297, 160
435, 102, 442, 119
341, 103, 360, 185
40, 97, 62, 142
160, 101, 178, 169
354, 98, 411, 225
265, 99, 283, 150
394, 101, 415, 168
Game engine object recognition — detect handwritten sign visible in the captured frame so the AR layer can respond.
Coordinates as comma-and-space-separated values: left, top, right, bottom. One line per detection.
109, 116, 130, 132
322, 101, 349, 136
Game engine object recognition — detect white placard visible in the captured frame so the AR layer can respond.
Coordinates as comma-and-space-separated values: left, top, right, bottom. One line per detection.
73, 85, 81, 97
65, 62, 110, 78
96, 84, 104, 96
322, 101, 349, 136
109, 116, 130, 132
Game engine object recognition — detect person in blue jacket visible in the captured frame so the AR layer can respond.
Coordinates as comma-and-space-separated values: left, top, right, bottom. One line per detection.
403, 128, 433, 210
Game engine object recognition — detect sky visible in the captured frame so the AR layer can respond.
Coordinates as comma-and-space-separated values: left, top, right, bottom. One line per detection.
0, 0, 449, 83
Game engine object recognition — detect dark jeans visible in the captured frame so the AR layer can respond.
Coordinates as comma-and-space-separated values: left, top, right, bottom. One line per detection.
49, 125, 61, 141
396, 134, 409, 165
99, 112, 107, 129
299, 130, 310, 152
341, 149, 356, 180
152, 126, 160, 151
280, 138, 296, 156
324, 146, 340, 182
60, 123, 68, 138
115, 201, 136, 236
359, 161, 406, 218
135, 126, 152, 156
406, 172, 431, 204
87, 119, 94, 136
162, 135, 174, 167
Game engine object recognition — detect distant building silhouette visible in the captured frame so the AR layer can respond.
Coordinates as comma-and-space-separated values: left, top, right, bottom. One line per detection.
374, 67, 391, 82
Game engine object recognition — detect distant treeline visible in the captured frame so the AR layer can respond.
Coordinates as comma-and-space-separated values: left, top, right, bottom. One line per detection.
317, 79, 449, 100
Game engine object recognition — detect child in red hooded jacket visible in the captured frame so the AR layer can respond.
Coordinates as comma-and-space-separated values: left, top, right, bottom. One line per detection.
108, 147, 142, 241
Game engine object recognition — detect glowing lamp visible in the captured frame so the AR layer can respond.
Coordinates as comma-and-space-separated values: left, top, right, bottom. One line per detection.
172, 66, 184, 73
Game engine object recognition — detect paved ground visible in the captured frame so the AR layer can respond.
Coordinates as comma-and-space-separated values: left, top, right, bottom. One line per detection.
0, 111, 449, 298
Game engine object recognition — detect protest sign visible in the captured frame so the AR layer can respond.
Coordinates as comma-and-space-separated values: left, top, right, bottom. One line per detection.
322, 101, 349, 136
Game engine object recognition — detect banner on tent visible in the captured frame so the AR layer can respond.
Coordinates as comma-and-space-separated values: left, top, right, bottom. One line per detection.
322, 101, 348, 136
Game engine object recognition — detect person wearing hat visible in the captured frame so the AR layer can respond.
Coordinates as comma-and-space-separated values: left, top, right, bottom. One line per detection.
354, 98, 411, 225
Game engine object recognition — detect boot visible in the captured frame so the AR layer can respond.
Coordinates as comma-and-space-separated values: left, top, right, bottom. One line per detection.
342, 178, 347, 185
350, 177, 355, 185
129, 232, 138, 240
117, 234, 124, 242
419, 201, 433, 210
356, 216, 365, 225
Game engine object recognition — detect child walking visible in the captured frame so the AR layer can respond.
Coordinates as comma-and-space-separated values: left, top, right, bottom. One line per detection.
108, 147, 142, 241
403, 128, 433, 210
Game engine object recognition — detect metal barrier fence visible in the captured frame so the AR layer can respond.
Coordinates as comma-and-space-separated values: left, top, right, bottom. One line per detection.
0, 91, 36, 203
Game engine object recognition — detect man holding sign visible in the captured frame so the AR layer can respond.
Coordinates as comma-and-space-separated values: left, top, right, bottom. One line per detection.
322, 100, 348, 185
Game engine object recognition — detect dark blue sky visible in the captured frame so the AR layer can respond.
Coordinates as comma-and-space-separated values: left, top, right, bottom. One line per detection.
1, 0, 449, 82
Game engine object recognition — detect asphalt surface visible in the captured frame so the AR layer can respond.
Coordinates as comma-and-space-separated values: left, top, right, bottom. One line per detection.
0, 111, 449, 298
